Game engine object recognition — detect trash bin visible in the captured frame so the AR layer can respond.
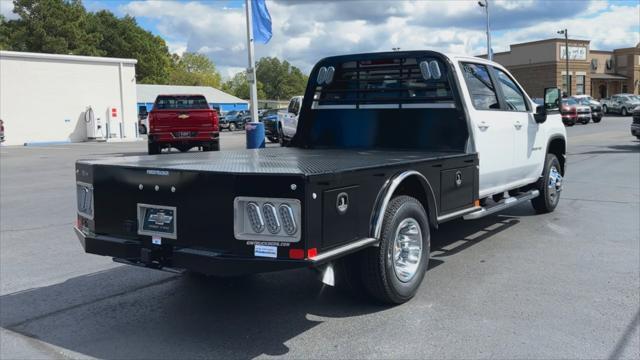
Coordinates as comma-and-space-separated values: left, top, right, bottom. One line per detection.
245, 122, 265, 149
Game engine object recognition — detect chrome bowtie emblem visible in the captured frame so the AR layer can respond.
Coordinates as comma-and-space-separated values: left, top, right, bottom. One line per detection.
149, 212, 173, 225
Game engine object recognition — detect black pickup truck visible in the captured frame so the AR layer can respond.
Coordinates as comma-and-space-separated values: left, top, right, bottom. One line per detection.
75, 51, 565, 304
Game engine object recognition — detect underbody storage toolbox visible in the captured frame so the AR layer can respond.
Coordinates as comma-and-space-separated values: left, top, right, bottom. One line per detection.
440, 166, 475, 212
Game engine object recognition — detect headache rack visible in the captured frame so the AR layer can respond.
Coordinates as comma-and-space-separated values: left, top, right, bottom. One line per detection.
311, 56, 455, 109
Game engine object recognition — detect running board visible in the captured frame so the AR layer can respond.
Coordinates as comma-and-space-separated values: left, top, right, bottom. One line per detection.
463, 190, 540, 220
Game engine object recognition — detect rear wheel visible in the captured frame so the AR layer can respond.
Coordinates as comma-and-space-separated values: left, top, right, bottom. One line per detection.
603, 105, 608, 114
229, 122, 237, 132
360, 195, 430, 304
531, 154, 562, 214
147, 142, 160, 155
621, 107, 628, 116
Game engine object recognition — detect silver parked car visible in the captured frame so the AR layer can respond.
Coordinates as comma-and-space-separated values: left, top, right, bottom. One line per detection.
601, 94, 640, 116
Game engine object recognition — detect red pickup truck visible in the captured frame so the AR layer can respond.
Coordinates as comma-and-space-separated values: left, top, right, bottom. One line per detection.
147, 94, 220, 155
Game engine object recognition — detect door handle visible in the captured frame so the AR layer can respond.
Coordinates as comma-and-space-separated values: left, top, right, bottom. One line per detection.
514, 121, 522, 130
478, 121, 489, 131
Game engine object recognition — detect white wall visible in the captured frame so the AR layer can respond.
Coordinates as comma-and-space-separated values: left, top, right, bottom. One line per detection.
0, 51, 137, 146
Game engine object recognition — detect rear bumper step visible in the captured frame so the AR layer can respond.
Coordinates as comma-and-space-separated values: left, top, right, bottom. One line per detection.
74, 227, 308, 276
463, 190, 540, 220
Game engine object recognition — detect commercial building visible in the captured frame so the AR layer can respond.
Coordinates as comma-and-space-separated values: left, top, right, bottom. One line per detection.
136, 84, 248, 114
0, 51, 138, 146
487, 39, 639, 99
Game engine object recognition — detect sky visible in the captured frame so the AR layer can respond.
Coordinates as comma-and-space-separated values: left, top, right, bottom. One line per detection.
2, 0, 639, 78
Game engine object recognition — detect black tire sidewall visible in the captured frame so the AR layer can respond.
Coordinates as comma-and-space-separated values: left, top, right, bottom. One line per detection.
538, 154, 561, 211
380, 197, 430, 302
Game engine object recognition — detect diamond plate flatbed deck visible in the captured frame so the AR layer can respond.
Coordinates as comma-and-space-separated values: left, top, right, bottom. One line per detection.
79, 148, 470, 176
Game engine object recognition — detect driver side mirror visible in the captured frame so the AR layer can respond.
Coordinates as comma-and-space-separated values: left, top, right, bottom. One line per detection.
537, 87, 560, 123
534, 105, 547, 123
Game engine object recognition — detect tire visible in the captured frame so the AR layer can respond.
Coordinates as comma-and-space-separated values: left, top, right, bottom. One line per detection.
621, 107, 628, 117
603, 105, 608, 114
202, 141, 219, 152
531, 154, 563, 214
592, 117, 601, 123
268, 136, 278, 143
360, 195, 430, 304
565, 121, 575, 127
139, 124, 147, 135
229, 122, 237, 132
147, 142, 160, 155
581, 118, 589, 125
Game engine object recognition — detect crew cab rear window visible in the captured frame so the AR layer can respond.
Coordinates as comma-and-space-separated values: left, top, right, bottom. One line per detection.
461, 63, 499, 110
155, 95, 209, 110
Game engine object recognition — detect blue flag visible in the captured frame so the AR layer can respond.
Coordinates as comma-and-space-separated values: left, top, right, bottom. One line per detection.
252, 0, 272, 44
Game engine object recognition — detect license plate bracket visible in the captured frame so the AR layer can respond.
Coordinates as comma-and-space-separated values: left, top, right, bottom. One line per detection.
137, 203, 177, 239
174, 131, 193, 138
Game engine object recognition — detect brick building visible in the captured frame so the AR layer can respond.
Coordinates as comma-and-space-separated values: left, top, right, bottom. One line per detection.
485, 38, 639, 99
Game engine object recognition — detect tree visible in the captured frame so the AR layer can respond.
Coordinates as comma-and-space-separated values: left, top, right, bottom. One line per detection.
89, 10, 172, 83
168, 52, 222, 88
0, 15, 10, 50
222, 71, 266, 100
6, 0, 102, 55
255, 57, 308, 100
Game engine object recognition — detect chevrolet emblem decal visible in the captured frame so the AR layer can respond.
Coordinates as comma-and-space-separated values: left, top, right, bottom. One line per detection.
178, 114, 190, 119
149, 212, 173, 225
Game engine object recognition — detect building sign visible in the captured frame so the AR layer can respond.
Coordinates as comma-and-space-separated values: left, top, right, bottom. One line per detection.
560, 46, 587, 60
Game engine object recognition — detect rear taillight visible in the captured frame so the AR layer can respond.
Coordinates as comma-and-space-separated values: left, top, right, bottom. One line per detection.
148, 112, 155, 132
212, 111, 219, 131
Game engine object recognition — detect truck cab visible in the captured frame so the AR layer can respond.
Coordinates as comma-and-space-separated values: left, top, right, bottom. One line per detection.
278, 95, 303, 144
75, 51, 566, 304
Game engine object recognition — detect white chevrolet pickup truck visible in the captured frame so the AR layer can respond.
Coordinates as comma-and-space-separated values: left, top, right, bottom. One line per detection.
75, 51, 567, 304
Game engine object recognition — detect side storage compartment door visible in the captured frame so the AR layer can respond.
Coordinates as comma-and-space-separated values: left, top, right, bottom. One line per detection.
440, 166, 475, 213
322, 185, 360, 249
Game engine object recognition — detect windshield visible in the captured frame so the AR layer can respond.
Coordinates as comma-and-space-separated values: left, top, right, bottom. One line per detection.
573, 98, 589, 105
154, 95, 209, 110
562, 99, 577, 106
226, 111, 238, 116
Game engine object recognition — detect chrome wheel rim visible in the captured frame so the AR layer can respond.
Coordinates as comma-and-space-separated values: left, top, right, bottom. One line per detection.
548, 165, 563, 204
392, 218, 423, 283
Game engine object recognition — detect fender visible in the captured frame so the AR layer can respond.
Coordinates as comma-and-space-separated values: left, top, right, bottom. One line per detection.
546, 134, 567, 174
369, 170, 438, 240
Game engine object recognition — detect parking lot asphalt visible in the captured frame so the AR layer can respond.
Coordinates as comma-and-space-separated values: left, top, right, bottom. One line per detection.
1, 119, 638, 359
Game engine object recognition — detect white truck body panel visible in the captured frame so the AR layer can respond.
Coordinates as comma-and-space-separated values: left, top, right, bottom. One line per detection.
447, 55, 566, 198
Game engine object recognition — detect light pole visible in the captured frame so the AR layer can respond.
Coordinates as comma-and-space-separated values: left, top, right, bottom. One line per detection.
557, 29, 570, 96
478, 0, 492, 60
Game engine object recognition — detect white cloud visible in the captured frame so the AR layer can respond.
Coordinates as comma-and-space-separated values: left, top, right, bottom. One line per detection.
0, 0, 18, 20
118, 0, 639, 76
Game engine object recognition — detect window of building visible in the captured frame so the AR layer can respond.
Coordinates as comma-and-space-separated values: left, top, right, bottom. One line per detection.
576, 75, 585, 95
461, 63, 499, 110
562, 75, 572, 96
493, 67, 528, 111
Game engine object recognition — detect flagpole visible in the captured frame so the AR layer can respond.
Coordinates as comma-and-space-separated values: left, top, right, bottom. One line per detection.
245, 0, 259, 123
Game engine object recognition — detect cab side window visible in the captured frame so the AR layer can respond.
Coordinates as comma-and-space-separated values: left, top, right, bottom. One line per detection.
461, 63, 499, 110
493, 68, 528, 111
